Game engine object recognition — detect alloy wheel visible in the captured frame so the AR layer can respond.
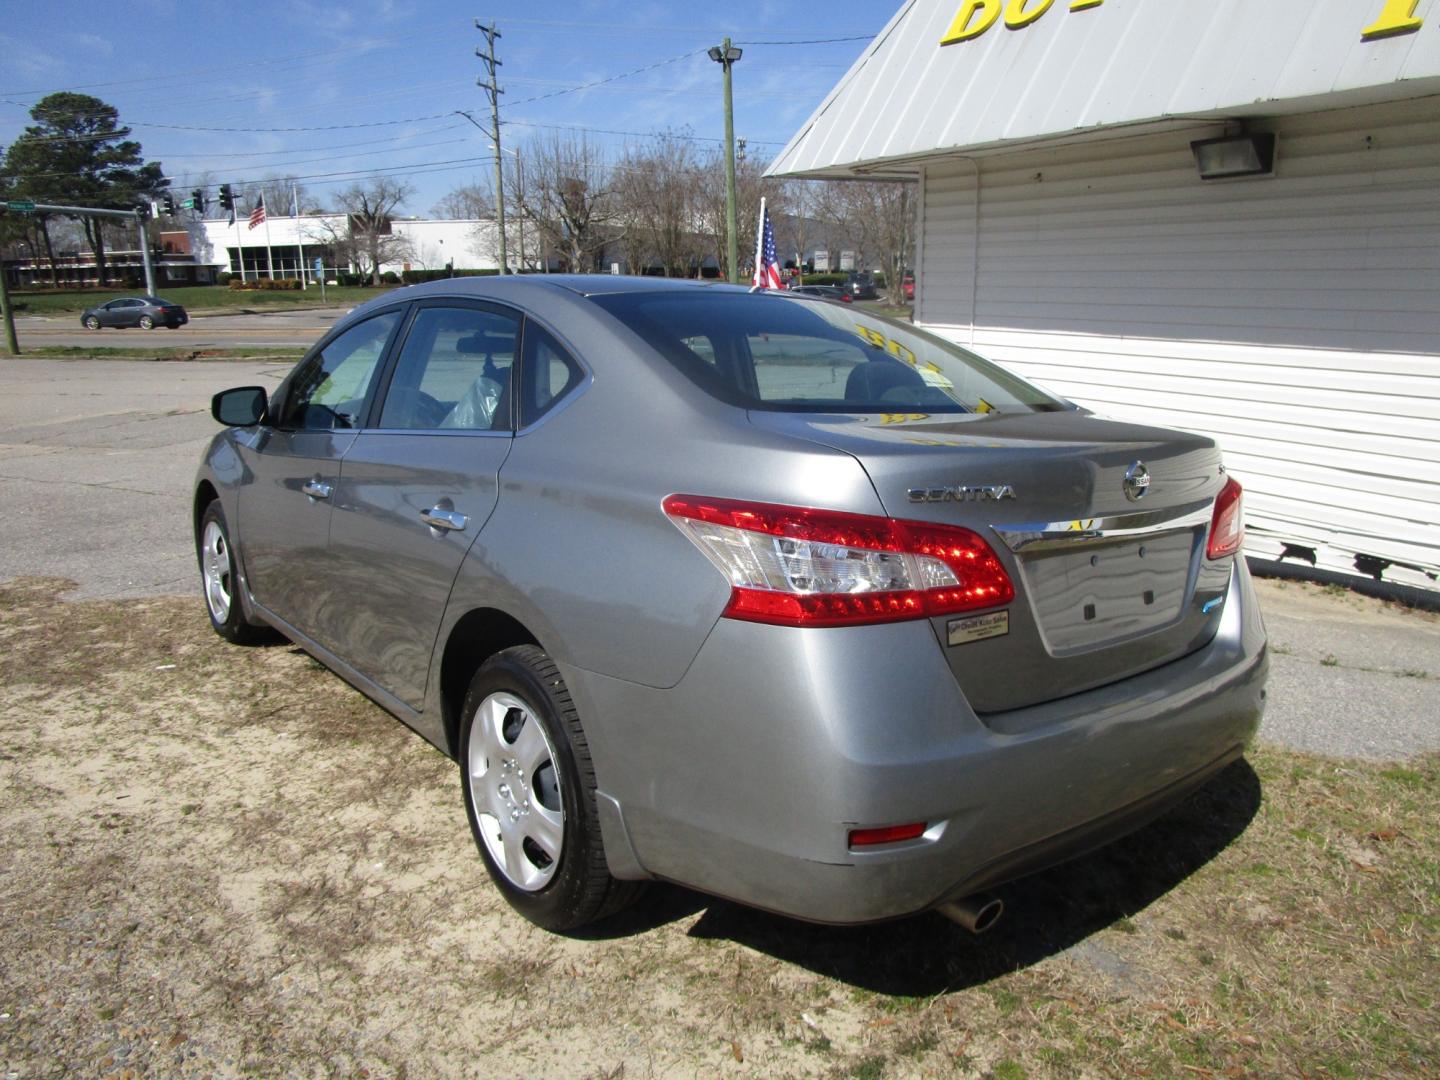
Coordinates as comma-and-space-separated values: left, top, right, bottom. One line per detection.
201, 519, 232, 623
467, 691, 564, 891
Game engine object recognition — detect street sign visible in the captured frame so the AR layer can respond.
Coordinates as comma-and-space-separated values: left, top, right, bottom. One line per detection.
313, 257, 324, 276
181, 198, 196, 210
5, 200, 36, 212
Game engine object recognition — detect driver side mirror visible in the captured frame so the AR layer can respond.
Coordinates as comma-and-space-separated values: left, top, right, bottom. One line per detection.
211, 386, 268, 427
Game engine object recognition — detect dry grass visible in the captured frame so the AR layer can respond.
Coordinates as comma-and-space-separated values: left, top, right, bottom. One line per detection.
0, 577, 1435, 1078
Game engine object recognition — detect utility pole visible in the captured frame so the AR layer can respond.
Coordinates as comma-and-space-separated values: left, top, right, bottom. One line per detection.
0, 251, 18, 355
475, 21, 508, 274
708, 39, 743, 283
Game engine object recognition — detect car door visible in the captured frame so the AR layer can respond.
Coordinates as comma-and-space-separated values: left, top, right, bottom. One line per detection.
234, 307, 404, 640
324, 300, 521, 708
100, 300, 133, 327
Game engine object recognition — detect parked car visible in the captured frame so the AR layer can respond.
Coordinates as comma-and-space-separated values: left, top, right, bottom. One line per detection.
81, 296, 189, 330
196, 276, 1267, 933
846, 271, 878, 300
902, 269, 915, 302
789, 283, 854, 303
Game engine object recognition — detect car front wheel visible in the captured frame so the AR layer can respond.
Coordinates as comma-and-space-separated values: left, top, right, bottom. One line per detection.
198, 501, 267, 644
139, 315, 155, 329
83, 315, 100, 330
459, 645, 642, 931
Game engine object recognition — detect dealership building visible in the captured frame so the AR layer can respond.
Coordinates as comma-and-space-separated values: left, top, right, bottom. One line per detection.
770, 0, 1439, 594
187, 214, 500, 282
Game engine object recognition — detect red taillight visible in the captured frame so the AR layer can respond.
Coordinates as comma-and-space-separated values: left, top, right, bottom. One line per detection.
1206, 476, 1245, 560
662, 495, 1014, 628
849, 822, 926, 847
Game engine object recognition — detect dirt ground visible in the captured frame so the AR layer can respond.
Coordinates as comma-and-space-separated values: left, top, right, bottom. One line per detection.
0, 578, 1435, 1079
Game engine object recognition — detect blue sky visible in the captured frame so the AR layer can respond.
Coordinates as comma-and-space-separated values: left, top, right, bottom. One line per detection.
0, 0, 893, 215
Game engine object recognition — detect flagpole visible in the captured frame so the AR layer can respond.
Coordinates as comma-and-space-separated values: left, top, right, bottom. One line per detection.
753, 197, 767, 288
259, 195, 275, 279
233, 203, 246, 283
293, 184, 306, 289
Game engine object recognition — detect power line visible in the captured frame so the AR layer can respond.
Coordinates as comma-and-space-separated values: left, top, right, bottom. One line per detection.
503, 49, 703, 108
733, 35, 875, 45
501, 117, 784, 147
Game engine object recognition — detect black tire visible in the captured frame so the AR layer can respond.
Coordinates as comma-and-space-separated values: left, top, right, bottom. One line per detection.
83, 315, 100, 330
139, 315, 155, 329
459, 645, 643, 931
197, 501, 269, 644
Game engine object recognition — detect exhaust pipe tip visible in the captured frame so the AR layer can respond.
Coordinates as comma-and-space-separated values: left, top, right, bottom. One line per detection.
936, 894, 1004, 934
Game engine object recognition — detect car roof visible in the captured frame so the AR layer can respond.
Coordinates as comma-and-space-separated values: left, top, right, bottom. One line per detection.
345, 274, 753, 317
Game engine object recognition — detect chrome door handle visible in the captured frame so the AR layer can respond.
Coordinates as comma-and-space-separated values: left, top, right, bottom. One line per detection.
302, 479, 332, 500
421, 507, 468, 532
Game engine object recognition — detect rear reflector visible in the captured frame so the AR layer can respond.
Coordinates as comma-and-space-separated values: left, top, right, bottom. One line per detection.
662, 494, 1014, 628
849, 823, 926, 847
1206, 476, 1245, 560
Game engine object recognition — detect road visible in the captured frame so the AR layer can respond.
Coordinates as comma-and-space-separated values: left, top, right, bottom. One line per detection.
12, 306, 349, 349
0, 355, 1436, 760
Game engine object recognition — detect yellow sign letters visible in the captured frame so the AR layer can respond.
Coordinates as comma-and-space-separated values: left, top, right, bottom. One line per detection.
940, 0, 1423, 48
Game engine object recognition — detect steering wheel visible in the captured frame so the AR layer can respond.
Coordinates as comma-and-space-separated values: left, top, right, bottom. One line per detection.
381, 388, 450, 428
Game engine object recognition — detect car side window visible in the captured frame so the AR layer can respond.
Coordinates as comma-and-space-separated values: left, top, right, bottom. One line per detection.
278, 310, 400, 431
519, 323, 583, 428
378, 306, 520, 431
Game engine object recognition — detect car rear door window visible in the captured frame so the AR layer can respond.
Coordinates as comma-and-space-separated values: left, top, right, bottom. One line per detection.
378, 306, 520, 432
278, 310, 401, 431
519, 323, 583, 428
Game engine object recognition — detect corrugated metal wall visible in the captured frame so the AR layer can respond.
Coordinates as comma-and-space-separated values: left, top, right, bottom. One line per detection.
917, 97, 1440, 590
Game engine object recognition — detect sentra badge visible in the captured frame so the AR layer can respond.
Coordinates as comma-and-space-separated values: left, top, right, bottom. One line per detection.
908, 483, 1016, 503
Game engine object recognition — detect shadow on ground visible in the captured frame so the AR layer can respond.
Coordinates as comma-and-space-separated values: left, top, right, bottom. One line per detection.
589, 759, 1262, 995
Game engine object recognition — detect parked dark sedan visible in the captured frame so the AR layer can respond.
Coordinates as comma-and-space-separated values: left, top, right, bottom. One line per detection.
81, 296, 189, 330
846, 271, 878, 300
196, 276, 1266, 933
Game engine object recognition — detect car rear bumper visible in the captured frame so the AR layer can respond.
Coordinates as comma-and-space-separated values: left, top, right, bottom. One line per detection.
564, 559, 1267, 924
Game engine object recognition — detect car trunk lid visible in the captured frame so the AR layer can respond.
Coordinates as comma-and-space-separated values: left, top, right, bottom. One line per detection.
747, 408, 1234, 713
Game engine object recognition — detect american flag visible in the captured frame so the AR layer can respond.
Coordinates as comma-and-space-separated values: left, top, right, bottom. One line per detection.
752, 200, 785, 290
248, 196, 266, 231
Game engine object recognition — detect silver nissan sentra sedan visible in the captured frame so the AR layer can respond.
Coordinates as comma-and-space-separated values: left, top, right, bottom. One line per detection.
194, 276, 1267, 933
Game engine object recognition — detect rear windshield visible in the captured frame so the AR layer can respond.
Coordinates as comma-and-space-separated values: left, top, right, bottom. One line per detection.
590, 291, 1064, 414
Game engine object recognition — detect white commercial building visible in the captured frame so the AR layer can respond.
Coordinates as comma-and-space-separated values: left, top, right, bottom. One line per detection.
188, 215, 500, 280
770, 0, 1440, 594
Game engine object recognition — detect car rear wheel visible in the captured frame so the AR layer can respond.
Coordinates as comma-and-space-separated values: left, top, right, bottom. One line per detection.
198, 501, 268, 644
459, 645, 642, 931
139, 315, 155, 330
84, 316, 100, 330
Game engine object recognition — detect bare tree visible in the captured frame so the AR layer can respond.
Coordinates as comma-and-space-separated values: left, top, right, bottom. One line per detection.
436, 157, 540, 272
331, 177, 416, 285
431, 183, 490, 220
813, 181, 916, 302
613, 130, 707, 277
516, 133, 616, 273
696, 148, 786, 281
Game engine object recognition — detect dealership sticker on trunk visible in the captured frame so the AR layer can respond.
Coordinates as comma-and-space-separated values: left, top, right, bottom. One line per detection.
947, 609, 1009, 646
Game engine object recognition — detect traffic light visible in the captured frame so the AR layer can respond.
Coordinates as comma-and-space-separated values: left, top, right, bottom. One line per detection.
218, 184, 233, 211
161, 193, 176, 216
190, 188, 206, 213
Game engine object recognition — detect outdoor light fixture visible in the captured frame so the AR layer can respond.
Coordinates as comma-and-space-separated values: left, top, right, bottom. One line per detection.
708, 44, 743, 64
1191, 131, 1276, 180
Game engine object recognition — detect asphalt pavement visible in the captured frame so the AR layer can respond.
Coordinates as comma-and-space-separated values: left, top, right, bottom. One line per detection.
1, 355, 1435, 761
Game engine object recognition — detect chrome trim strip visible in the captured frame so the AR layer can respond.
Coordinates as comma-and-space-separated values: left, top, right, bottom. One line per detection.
992, 499, 1213, 554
